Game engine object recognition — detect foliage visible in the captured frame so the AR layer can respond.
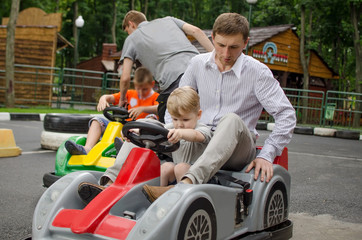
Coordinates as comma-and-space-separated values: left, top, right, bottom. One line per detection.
0, 0, 360, 94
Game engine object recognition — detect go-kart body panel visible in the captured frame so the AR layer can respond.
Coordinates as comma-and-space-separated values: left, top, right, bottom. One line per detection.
33, 146, 292, 240
54, 122, 124, 177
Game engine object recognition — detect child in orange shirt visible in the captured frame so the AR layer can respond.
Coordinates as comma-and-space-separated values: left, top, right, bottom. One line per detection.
65, 67, 159, 155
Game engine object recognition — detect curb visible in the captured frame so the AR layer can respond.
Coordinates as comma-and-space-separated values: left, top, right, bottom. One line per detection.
256, 122, 361, 141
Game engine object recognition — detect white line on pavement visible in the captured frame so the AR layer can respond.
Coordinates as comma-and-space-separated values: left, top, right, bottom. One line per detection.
289, 151, 362, 161
22, 150, 55, 154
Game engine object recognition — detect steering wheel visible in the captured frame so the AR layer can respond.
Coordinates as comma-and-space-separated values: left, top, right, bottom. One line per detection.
103, 106, 129, 123
122, 121, 180, 153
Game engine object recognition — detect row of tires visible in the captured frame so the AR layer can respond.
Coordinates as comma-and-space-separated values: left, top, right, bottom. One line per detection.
43, 114, 360, 140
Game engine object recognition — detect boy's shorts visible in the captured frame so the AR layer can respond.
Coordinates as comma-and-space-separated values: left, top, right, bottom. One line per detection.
89, 117, 110, 136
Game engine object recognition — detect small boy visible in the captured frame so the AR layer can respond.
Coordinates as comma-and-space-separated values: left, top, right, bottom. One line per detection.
159, 86, 213, 186
76, 87, 212, 204
65, 67, 159, 155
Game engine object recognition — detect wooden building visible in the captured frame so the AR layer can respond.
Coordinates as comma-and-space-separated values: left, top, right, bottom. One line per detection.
0, 7, 72, 106
191, 25, 339, 92
74, 43, 119, 102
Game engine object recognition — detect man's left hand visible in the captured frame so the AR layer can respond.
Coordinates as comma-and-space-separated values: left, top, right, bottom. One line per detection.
245, 157, 273, 183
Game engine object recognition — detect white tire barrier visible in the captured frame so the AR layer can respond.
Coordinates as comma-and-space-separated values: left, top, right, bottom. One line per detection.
313, 127, 337, 137
40, 130, 87, 150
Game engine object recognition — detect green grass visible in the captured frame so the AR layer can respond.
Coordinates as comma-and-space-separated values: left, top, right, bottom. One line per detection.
0, 107, 99, 114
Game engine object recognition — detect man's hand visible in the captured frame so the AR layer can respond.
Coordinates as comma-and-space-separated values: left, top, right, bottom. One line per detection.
118, 100, 128, 108
245, 157, 273, 183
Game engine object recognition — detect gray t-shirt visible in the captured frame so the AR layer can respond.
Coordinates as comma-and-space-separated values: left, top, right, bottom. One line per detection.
120, 17, 199, 91
164, 122, 213, 164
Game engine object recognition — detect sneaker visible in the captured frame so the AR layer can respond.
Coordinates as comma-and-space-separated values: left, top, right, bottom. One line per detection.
78, 182, 106, 205
65, 140, 87, 155
142, 184, 174, 203
114, 137, 123, 155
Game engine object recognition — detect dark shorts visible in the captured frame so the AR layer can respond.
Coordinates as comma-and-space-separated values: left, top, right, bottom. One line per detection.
157, 74, 182, 123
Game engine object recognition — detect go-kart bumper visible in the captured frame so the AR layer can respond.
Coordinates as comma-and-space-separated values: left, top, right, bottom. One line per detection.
241, 220, 293, 240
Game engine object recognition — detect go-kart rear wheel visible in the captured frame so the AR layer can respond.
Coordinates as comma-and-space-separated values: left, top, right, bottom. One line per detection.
264, 182, 288, 228
43, 172, 61, 188
177, 198, 216, 240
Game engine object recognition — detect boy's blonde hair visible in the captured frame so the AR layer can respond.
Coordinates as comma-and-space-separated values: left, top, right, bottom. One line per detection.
167, 86, 200, 117
133, 67, 153, 85
122, 10, 147, 30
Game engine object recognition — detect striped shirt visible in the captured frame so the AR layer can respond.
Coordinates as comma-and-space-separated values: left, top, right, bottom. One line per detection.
179, 51, 296, 162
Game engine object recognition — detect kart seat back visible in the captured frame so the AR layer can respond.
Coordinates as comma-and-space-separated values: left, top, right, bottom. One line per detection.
52, 148, 160, 239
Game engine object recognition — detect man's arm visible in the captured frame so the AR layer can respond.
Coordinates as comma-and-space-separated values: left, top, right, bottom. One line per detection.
246, 68, 296, 183
119, 58, 134, 107
182, 23, 214, 52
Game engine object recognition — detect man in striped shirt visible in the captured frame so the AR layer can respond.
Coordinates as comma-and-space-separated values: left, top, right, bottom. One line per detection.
144, 13, 296, 199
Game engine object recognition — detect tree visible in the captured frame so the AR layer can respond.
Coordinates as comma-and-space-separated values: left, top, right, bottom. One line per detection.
111, 0, 117, 43
299, 2, 312, 124
350, 0, 361, 128
5, 0, 20, 107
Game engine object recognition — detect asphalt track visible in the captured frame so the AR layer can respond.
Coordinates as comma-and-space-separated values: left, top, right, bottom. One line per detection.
0, 120, 361, 240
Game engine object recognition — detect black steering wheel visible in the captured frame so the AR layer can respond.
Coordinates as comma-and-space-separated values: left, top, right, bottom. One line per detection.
122, 121, 180, 153
103, 106, 129, 123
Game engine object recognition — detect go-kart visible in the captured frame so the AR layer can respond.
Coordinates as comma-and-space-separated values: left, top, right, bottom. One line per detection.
42, 106, 130, 188
32, 121, 293, 240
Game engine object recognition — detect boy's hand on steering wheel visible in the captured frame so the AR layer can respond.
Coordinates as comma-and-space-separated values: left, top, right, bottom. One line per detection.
122, 128, 140, 142
245, 157, 273, 183
128, 107, 144, 120
167, 129, 182, 144
97, 96, 110, 111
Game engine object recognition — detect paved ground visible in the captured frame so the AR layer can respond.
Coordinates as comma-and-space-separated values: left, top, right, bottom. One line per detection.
0, 120, 361, 239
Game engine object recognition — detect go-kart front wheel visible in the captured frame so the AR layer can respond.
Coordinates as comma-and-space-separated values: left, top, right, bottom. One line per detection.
43, 172, 61, 188
177, 198, 217, 240
264, 182, 288, 228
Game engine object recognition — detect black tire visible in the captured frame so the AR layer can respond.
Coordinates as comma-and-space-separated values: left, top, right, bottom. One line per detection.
177, 198, 217, 240
256, 121, 268, 130
43, 113, 92, 133
43, 172, 61, 188
264, 182, 288, 229
335, 130, 360, 140
293, 126, 314, 135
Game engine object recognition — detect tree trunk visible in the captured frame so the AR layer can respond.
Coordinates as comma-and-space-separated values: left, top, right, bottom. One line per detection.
5, 0, 20, 108
300, 4, 310, 124
350, 2, 361, 128
111, 0, 117, 43
144, 0, 148, 17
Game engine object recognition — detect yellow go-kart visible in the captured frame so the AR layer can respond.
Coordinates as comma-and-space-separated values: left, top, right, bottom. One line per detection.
42, 106, 129, 187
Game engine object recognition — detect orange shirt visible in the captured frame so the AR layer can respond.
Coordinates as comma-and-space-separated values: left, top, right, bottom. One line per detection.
112, 90, 159, 119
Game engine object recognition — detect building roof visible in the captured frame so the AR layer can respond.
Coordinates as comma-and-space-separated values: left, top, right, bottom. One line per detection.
248, 24, 295, 47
